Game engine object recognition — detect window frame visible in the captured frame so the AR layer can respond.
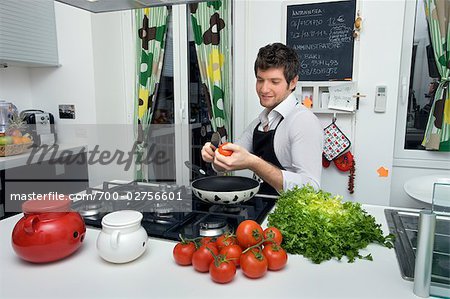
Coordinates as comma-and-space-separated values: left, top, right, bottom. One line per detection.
393, 0, 450, 170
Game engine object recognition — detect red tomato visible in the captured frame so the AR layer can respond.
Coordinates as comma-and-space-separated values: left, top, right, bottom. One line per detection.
173, 241, 196, 266
236, 220, 263, 248
262, 243, 288, 271
192, 244, 218, 272
263, 227, 283, 246
216, 234, 237, 250
220, 244, 242, 267
240, 249, 268, 279
209, 256, 236, 284
199, 236, 216, 246
218, 142, 233, 156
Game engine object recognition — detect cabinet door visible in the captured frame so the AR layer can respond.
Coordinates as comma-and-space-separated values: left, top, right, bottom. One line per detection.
0, 0, 59, 67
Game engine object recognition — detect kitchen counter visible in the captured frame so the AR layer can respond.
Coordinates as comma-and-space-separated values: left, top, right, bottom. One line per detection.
0, 205, 420, 299
0, 143, 87, 170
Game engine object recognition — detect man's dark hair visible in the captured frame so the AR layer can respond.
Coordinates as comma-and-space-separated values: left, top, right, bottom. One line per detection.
254, 43, 300, 85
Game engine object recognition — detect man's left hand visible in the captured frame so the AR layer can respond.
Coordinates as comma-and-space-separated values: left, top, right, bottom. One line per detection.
213, 143, 257, 171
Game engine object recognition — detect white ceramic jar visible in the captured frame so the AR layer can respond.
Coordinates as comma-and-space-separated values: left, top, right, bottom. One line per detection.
96, 210, 148, 263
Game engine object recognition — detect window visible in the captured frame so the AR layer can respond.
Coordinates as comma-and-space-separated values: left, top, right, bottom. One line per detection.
403, 1, 437, 150
394, 0, 449, 167
147, 4, 233, 184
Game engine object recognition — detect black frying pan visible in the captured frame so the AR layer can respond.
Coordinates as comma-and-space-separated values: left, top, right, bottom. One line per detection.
185, 161, 260, 205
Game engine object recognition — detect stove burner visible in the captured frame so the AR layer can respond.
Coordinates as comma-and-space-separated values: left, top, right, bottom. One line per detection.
77, 203, 104, 217
153, 202, 174, 215
199, 219, 229, 237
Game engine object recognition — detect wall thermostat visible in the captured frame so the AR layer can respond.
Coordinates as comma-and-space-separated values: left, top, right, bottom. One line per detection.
374, 85, 387, 113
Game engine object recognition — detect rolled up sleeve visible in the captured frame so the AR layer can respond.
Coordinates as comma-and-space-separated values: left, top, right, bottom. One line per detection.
281, 112, 323, 191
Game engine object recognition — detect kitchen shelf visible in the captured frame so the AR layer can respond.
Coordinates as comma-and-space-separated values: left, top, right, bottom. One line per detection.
296, 81, 358, 113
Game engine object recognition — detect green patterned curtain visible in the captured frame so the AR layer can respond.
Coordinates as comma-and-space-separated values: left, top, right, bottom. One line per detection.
134, 7, 169, 180
422, 0, 450, 151
189, 1, 232, 141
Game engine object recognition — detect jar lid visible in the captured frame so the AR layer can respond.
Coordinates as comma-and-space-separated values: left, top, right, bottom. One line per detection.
22, 195, 71, 213
102, 210, 143, 227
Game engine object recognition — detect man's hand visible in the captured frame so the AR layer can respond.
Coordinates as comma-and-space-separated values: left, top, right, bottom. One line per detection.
215, 142, 283, 192
201, 142, 216, 163
213, 143, 256, 171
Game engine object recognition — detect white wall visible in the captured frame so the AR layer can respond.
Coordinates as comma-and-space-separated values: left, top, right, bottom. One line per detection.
30, 2, 97, 127
0, 2, 134, 187
235, 0, 407, 206
0, 67, 33, 111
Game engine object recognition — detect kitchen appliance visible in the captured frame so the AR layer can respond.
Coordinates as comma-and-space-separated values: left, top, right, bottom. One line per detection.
96, 210, 148, 263
385, 209, 450, 298
0, 101, 18, 134
20, 110, 56, 146
11, 195, 86, 263
72, 181, 276, 241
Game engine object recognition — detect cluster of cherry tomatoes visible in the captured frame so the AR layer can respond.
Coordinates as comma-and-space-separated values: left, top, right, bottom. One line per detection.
172, 220, 288, 284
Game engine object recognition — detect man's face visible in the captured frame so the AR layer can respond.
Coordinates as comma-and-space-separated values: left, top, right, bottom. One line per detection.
256, 67, 298, 110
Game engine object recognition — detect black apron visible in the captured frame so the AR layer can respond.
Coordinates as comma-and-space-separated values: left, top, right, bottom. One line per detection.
252, 117, 285, 195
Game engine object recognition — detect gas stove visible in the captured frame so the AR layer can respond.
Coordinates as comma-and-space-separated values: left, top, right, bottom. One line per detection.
72, 181, 276, 241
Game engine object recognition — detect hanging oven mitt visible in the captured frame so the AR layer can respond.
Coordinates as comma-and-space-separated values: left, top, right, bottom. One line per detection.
323, 120, 351, 162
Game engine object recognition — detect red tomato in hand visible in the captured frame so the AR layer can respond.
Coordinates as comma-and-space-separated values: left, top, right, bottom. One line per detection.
220, 244, 243, 267
209, 256, 236, 284
192, 244, 218, 272
240, 249, 268, 279
173, 241, 196, 266
217, 142, 233, 156
216, 234, 237, 250
236, 220, 263, 248
262, 243, 288, 271
263, 227, 283, 246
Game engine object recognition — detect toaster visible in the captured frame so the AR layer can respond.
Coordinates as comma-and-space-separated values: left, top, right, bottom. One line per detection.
20, 110, 56, 146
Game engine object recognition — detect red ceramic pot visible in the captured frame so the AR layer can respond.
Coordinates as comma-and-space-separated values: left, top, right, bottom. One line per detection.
11, 195, 86, 263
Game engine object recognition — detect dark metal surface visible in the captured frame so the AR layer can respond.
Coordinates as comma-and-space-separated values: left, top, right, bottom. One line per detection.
73, 181, 275, 241
384, 209, 450, 292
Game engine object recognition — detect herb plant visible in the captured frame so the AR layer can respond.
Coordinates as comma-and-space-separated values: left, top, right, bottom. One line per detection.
268, 186, 395, 263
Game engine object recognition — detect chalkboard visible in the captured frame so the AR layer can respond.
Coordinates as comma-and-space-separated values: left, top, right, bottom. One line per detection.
285, 0, 356, 81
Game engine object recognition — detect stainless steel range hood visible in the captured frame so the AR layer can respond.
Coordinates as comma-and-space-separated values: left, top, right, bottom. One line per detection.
55, 0, 213, 13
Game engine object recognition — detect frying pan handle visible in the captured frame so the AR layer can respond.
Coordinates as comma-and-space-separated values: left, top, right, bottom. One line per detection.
184, 161, 207, 177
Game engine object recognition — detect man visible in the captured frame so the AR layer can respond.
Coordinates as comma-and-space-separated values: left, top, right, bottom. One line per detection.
201, 43, 323, 195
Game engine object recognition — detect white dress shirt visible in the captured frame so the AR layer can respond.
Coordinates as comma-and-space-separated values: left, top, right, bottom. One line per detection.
235, 93, 323, 191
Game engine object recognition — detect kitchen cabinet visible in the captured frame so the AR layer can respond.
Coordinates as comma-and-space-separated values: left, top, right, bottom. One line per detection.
0, 0, 59, 67
0, 147, 88, 219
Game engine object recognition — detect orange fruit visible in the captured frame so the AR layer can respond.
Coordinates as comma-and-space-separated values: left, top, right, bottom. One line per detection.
12, 136, 23, 144
21, 136, 32, 143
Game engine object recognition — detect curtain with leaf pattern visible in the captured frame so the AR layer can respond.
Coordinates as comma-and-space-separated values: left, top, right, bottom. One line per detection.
134, 7, 169, 180
189, 1, 232, 141
422, 0, 450, 151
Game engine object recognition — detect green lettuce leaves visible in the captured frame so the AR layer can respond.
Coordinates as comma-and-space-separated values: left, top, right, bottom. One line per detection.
267, 186, 394, 264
